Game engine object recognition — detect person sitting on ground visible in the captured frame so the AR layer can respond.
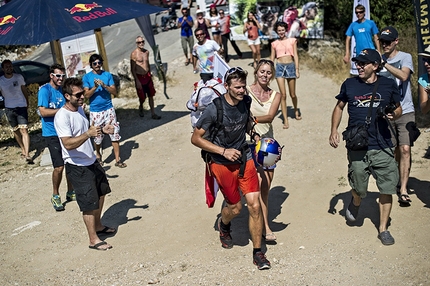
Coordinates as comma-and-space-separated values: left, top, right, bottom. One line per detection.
161, 0, 177, 31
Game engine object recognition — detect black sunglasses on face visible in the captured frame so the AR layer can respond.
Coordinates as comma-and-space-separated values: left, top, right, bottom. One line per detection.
422, 57, 430, 63
92, 61, 103, 66
71, 91, 85, 98
355, 10, 364, 14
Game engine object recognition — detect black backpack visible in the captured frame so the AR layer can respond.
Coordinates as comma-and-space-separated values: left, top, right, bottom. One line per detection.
201, 95, 252, 164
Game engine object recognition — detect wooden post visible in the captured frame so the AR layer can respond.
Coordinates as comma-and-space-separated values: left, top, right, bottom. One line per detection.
49, 40, 64, 66
94, 28, 109, 72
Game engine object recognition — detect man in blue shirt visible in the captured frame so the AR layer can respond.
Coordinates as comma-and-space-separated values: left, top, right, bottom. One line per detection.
38, 64, 74, 211
343, 5, 380, 67
83, 54, 127, 168
178, 7, 194, 66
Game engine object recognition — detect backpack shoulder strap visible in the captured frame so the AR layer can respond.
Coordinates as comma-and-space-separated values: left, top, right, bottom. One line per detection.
209, 97, 224, 142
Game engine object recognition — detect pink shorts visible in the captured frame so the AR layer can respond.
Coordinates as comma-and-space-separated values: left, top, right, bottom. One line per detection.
209, 159, 259, 205
136, 72, 156, 102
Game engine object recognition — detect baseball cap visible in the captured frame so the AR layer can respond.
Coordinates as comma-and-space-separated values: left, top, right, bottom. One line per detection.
299, 2, 317, 17
352, 48, 381, 64
196, 9, 203, 14
418, 46, 430, 57
210, 4, 216, 9
379, 26, 398, 41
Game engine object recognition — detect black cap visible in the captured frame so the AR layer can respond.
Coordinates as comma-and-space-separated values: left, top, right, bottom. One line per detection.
379, 26, 398, 41
352, 48, 381, 64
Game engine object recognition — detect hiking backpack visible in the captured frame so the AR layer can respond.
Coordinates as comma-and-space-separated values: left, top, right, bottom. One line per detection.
186, 78, 226, 128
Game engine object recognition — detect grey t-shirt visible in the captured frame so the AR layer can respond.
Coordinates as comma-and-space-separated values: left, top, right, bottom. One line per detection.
196, 95, 252, 165
379, 51, 414, 114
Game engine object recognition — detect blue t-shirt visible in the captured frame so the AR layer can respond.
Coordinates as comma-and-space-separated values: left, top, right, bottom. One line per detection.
37, 83, 65, 137
82, 71, 114, 112
179, 16, 193, 37
345, 19, 379, 54
335, 76, 401, 150
418, 73, 429, 88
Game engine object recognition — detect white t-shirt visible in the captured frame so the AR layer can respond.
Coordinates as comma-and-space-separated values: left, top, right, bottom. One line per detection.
379, 51, 415, 114
192, 39, 220, 74
54, 106, 96, 166
209, 15, 220, 33
0, 73, 27, 108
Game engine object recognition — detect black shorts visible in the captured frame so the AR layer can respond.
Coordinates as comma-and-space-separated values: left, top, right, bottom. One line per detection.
45, 136, 64, 168
65, 161, 111, 212
5, 107, 28, 129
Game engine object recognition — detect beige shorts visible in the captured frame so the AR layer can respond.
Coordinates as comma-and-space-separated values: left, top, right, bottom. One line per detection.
247, 37, 261, 46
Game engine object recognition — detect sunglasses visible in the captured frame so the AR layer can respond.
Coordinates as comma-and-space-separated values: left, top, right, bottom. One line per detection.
355, 61, 372, 67
195, 33, 204, 37
136, 41, 144, 44
355, 10, 364, 14
422, 57, 430, 63
224, 66, 246, 81
71, 91, 85, 98
51, 73, 66, 79
259, 59, 274, 66
379, 39, 393, 46
92, 61, 103, 66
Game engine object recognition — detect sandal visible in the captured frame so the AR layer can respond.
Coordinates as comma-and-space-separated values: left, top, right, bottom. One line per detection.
151, 114, 161, 120
115, 160, 127, 168
89, 241, 112, 251
398, 194, 412, 204
26, 156, 34, 164
185, 60, 190, 66
263, 232, 277, 242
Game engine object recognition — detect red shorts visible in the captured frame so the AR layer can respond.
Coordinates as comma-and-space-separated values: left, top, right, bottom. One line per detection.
209, 159, 259, 205
136, 72, 156, 102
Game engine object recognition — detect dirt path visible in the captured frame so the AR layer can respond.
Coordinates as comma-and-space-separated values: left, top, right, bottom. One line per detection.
1, 54, 430, 285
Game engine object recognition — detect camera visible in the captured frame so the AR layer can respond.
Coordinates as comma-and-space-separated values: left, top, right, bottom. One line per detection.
377, 102, 396, 117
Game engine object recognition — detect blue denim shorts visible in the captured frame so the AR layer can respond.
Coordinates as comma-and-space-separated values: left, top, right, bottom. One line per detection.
275, 62, 296, 79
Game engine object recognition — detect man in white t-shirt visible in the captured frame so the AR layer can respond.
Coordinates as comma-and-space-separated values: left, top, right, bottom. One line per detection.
54, 77, 116, 251
378, 26, 415, 206
0, 59, 32, 163
192, 27, 222, 83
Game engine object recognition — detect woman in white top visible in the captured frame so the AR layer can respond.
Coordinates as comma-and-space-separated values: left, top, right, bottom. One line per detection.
208, 4, 222, 46
247, 59, 281, 242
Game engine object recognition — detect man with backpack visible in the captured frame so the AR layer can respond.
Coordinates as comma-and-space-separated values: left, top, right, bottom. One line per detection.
191, 67, 271, 270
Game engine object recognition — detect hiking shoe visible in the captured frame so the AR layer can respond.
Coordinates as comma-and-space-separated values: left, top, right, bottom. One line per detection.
378, 231, 395, 246
66, 191, 76, 202
217, 217, 233, 249
253, 251, 271, 270
51, 195, 64, 211
345, 197, 360, 222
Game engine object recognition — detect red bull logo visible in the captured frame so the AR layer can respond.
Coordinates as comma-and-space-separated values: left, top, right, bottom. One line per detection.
65, 2, 117, 23
65, 2, 102, 14
0, 15, 20, 26
0, 15, 20, 36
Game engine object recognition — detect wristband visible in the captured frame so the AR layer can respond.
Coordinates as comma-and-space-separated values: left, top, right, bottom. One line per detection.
222, 148, 226, 156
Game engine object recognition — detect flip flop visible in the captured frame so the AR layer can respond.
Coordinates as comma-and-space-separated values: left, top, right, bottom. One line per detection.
96, 226, 116, 235
264, 232, 277, 242
115, 161, 127, 168
89, 241, 112, 251
398, 194, 412, 204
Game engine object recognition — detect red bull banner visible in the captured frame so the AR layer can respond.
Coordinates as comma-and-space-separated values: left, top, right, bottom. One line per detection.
413, 0, 430, 77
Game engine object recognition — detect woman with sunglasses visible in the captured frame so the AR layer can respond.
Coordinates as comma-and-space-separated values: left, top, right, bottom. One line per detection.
419, 52, 430, 115
247, 60, 281, 242
243, 11, 261, 68
82, 54, 127, 168
271, 21, 300, 129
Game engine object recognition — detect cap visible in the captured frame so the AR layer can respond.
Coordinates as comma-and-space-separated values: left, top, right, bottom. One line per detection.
379, 26, 398, 41
352, 48, 381, 64
299, 2, 317, 17
196, 9, 203, 14
210, 4, 216, 9
418, 46, 430, 57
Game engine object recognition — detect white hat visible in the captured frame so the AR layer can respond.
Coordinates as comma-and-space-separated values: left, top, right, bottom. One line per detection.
196, 9, 204, 14
418, 45, 430, 57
